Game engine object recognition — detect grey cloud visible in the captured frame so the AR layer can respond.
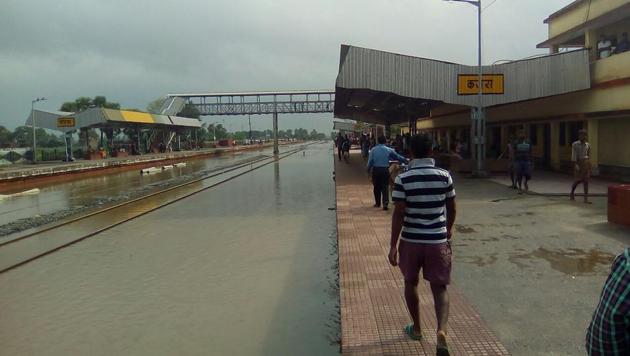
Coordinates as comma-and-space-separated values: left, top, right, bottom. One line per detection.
1, 0, 573, 133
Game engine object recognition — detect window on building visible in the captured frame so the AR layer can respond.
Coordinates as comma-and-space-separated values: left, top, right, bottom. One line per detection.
559, 122, 566, 146
568, 121, 584, 143
530, 124, 538, 145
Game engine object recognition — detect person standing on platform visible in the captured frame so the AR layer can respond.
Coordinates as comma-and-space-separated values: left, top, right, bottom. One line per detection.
498, 136, 517, 189
367, 136, 407, 211
515, 131, 532, 194
335, 132, 344, 161
388, 134, 456, 356
571, 129, 592, 204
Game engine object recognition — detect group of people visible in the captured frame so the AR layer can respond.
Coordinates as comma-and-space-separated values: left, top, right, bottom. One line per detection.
334, 133, 352, 161
357, 127, 605, 355
499, 129, 593, 202
598, 32, 630, 59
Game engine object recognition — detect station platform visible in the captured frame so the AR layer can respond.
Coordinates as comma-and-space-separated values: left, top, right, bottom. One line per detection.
0, 143, 279, 184
489, 170, 617, 196
335, 151, 509, 355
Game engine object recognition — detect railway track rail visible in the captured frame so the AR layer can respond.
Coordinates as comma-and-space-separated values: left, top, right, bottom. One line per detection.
0, 144, 314, 274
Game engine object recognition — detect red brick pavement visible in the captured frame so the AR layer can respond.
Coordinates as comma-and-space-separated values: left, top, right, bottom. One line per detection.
336, 152, 510, 355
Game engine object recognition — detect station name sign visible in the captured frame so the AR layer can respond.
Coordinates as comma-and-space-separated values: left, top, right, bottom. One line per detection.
57, 117, 75, 128
457, 74, 504, 95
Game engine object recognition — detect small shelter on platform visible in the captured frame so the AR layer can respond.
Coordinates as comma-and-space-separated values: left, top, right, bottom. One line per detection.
26, 107, 201, 160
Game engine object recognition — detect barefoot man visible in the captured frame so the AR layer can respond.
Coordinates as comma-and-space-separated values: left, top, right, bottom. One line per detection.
388, 134, 456, 356
571, 129, 592, 203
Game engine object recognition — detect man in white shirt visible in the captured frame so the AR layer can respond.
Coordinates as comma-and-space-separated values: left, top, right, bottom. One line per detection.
571, 129, 591, 203
598, 35, 612, 59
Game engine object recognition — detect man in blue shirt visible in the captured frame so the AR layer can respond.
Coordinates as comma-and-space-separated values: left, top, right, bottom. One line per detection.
367, 136, 407, 210
514, 131, 532, 194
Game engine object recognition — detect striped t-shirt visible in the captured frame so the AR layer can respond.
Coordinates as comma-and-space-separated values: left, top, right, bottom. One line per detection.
392, 158, 456, 244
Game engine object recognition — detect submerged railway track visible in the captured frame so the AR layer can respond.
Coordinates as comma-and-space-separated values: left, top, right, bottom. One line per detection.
0, 144, 314, 274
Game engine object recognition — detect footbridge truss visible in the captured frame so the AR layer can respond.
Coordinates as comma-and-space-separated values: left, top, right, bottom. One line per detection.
160, 90, 335, 154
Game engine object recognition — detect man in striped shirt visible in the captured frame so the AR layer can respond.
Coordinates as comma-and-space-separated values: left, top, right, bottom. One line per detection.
389, 134, 456, 356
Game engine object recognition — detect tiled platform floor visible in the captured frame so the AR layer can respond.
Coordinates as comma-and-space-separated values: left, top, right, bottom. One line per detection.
336, 151, 510, 355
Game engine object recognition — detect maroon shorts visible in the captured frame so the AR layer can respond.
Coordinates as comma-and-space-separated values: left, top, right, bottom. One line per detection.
398, 240, 452, 285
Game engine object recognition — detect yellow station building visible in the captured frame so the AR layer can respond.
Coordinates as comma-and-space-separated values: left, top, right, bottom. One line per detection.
416, 0, 630, 178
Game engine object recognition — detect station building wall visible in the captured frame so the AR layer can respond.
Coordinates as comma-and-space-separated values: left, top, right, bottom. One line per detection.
416, 83, 630, 179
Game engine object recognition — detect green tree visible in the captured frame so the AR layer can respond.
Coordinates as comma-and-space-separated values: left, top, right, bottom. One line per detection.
178, 104, 200, 119
147, 97, 167, 114
0, 126, 12, 147
12, 126, 32, 147
59, 96, 120, 112
232, 131, 247, 140
92, 96, 107, 108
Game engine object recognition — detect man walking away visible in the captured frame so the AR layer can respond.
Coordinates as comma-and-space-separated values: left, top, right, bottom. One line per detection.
335, 133, 344, 161
586, 248, 630, 355
342, 134, 351, 160
515, 131, 532, 194
367, 136, 407, 211
571, 129, 592, 204
498, 136, 517, 189
389, 134, 456, 356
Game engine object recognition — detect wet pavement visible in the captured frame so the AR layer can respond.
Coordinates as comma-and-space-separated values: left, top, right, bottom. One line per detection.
450, 174, 629, 355
0, 143, 339, 355
489, 170, 615, 195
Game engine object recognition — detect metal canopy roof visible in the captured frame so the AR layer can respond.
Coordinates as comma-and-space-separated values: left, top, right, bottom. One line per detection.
334, 45, 591, 125
26, 107, 201, 133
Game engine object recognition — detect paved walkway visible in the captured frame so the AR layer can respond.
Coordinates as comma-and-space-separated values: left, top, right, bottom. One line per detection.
489, 170, 619, 196
336, 151, 509, 355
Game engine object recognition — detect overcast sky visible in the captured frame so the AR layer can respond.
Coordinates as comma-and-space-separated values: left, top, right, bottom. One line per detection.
0, 0, 573, 133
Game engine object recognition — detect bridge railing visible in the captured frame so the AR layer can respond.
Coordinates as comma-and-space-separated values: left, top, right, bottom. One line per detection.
167, 90, 335, 116
195, 100, 334, 115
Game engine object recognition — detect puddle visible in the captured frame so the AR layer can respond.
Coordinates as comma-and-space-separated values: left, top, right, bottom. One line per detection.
509, 247, 615, 275
455, 224, 477, 234
460, 254, 498, 267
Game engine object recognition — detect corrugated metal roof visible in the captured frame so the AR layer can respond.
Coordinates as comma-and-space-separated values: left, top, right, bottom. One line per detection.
25, 108, 201, 132
168, 116, 202, 128
334, 45, 591, 124
158, 96, 187, 116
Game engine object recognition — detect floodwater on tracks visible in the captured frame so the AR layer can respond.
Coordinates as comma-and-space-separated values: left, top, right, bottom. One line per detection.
0, 147, 279, 227
0, 142, 339, 355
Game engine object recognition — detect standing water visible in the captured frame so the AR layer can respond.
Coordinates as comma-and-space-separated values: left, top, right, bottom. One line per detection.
0, 143, 339, 355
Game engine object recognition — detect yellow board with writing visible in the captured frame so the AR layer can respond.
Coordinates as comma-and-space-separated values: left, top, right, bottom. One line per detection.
457, 74, 504, 95
57, 117, 75, 128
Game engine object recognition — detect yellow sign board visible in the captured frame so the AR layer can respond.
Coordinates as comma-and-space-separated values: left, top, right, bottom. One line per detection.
57, 117, 75, 128
457, 74, 504, 95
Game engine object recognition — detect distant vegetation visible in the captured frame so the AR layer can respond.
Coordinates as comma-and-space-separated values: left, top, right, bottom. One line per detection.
0, 125, 66, 148
59, 96, 120, 112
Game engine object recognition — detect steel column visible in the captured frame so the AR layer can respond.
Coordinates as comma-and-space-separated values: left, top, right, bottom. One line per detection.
272, 112, 279, 155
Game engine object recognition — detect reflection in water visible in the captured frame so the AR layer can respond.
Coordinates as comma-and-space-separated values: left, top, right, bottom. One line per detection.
273, 161, 281, 206
509, 247, 615, 275
0, 149, 275, 226
0, 143, 339, 355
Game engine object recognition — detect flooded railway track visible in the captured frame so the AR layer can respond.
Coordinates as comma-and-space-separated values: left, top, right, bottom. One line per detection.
0, 145, 312, 274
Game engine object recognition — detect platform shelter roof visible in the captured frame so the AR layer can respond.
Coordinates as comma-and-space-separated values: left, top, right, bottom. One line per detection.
334, 45, 591, 125
26, 107, 201, 133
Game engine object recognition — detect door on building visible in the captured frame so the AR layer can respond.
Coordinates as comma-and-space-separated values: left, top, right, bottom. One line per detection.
543, 123, 551, 168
